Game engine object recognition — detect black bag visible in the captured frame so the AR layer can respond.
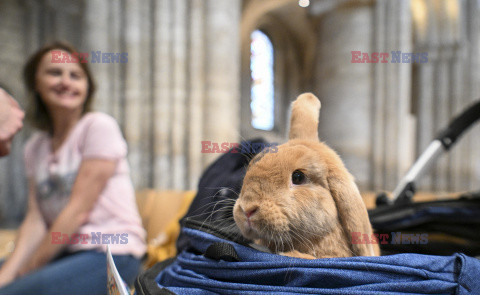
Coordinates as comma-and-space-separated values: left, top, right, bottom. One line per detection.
369, 191, 480, 256
176, 138, 269, 253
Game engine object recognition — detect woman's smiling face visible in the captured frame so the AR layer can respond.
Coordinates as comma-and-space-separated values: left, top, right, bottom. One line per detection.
35, 50, 88, 114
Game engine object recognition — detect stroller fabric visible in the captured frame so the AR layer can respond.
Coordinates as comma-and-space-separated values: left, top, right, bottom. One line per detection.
135, 220, 480, 295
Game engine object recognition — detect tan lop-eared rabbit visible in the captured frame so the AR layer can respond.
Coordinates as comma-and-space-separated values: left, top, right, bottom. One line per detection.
233, 93, 379, 259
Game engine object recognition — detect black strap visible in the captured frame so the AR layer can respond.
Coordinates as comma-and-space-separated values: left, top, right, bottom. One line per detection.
182, 218, 251, 246
204, 242, 240, 262
134, 258, 177, 295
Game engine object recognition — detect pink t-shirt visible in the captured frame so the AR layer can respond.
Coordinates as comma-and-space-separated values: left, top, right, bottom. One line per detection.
24, 112, 146, 258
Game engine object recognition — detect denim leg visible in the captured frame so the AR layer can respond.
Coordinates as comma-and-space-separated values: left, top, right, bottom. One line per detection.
0, 251, 141, 295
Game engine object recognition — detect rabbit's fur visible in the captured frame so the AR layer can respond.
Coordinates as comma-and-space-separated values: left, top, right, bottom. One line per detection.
233, 93, 379, 259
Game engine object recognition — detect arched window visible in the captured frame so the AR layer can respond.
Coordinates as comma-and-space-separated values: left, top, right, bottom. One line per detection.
250, 30, 274, 131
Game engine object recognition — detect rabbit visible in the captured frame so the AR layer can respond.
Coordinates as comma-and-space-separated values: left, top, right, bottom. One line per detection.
233, 93, 379, 259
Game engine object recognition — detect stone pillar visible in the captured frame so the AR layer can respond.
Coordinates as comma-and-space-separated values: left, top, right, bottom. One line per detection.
82, 0, 111, 113
203, 0, 241, 168
107, 0, 125, 122
152, 0, 173, 189
313, 0, 414, 191
314, 1, 375, 190
171, 0, 188, 190
150, 0, 241, 190
412, 0, 479, 192
464, 0, 480, 191
0, 0, 244, 227
152, 0, 172, 189
152, 0, 240, 189
123, 0, 152, 189
188, 0, 207, 189
371, 0, 414, 192
412, 0, 438, 191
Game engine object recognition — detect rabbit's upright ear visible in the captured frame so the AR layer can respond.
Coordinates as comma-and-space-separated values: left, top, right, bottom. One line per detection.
327, 169, 377, 256
289, 93, 321, 141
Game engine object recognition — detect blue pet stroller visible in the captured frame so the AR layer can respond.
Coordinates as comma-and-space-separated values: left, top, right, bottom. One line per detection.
135, 101, 480, 294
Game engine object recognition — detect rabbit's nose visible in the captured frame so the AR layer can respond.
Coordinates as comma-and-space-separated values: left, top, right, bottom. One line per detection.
245, 207, 258, 219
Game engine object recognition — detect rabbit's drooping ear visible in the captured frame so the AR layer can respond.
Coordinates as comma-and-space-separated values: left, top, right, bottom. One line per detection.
289, 93, 321, 141
327, 169, 377, 256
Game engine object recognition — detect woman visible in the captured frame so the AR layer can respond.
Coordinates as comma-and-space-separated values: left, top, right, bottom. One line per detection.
0, 41, 146, 294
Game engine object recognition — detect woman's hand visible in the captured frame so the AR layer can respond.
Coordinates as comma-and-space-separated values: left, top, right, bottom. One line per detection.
0, 88, 25, 156
0, 268, 17, 288
0, 180, 47, 288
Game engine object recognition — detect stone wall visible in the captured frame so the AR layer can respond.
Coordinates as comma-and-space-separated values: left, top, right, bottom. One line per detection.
310, 0, 480, 193
0, 0, 241, 225
1, 0, 480, 226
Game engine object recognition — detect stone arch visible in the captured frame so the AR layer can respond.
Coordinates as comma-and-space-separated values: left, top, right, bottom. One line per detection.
240, 0, 316, 143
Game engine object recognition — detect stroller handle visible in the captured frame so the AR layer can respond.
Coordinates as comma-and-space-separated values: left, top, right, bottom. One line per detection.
435, 99, 480, 150
377, 98, 480, 206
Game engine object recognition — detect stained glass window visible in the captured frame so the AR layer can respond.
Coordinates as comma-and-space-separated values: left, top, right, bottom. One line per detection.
250, 30, 274, 131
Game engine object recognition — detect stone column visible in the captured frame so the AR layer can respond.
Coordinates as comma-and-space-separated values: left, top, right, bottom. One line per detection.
171, 0, 188, 190
123, 0, 151, 189
203, 0, 241, 168
107, 0, 125, 122
463, 0, 480, 191
372, 0, 414, 192
312, 0, 414, 191
412, 0, 478, 192
82, 0, 111, 113
188, 0, 207, 189
152, 0, 173, 189
150, 0, 241, 190
314, 1, 375, 190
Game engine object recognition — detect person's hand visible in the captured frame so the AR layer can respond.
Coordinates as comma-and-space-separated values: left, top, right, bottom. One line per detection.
0, 88, 25, 156
0, 267, 17, 288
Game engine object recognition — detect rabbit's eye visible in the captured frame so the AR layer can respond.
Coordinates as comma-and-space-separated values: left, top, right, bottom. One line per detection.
292, 170, 306, 185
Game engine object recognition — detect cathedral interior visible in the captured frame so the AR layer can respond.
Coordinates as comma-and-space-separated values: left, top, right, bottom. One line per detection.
0, 0, 479, 225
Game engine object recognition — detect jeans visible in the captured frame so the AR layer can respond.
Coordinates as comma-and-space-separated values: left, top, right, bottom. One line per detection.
0, 250, 141, 295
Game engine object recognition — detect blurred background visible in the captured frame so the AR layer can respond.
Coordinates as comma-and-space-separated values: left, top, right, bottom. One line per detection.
0, 0, 479, 226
